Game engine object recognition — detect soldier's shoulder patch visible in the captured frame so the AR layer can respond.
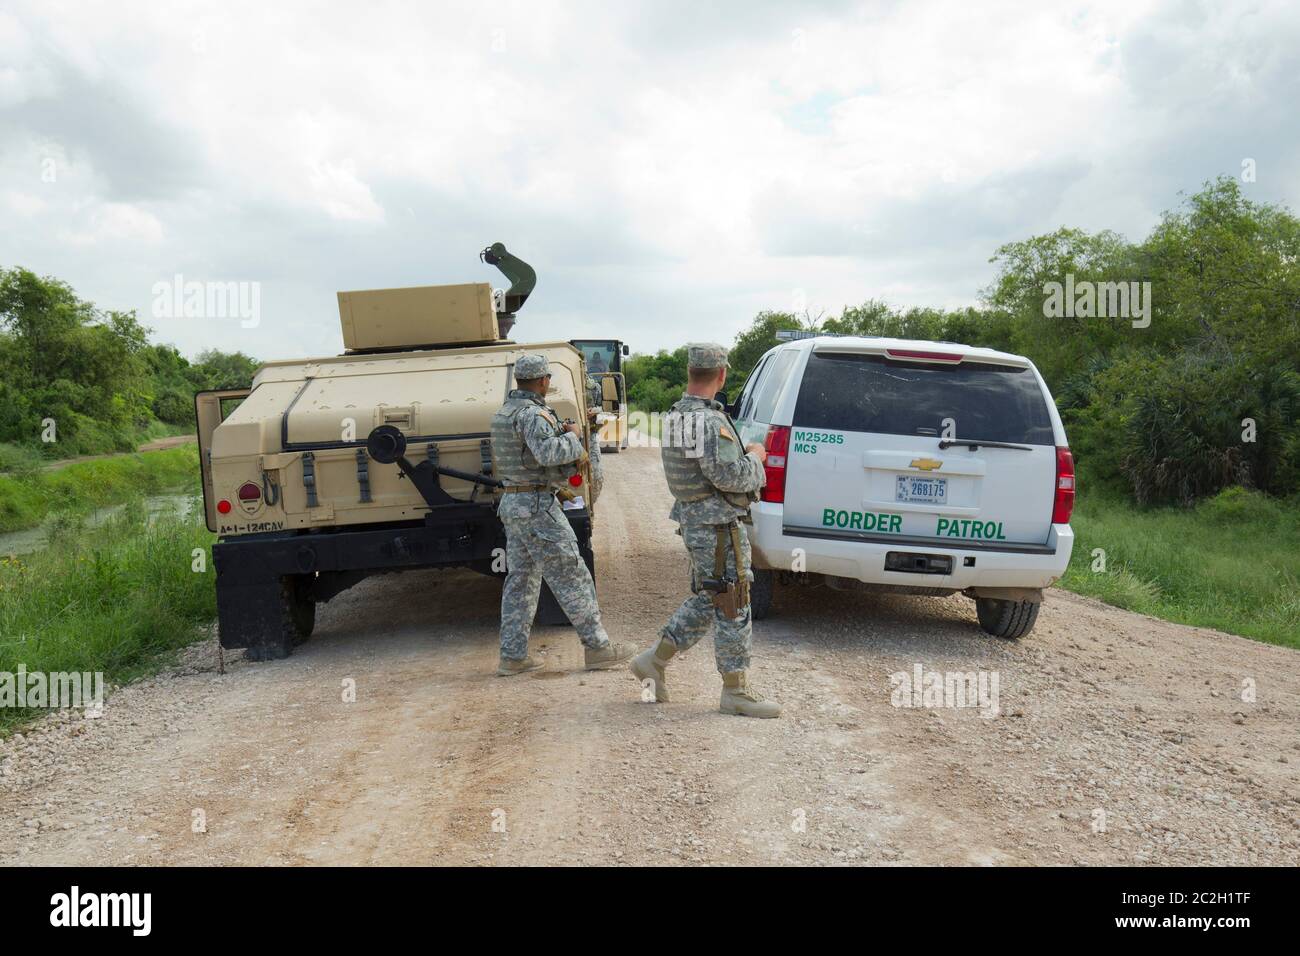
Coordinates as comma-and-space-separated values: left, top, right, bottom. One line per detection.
717, 430, 736, 442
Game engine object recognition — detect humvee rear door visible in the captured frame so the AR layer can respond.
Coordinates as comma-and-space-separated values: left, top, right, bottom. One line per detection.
195, 388, 252, 532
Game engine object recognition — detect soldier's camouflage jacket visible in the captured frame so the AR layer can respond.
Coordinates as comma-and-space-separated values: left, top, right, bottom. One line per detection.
490, 389, 587, 520
661, 393, 765, 525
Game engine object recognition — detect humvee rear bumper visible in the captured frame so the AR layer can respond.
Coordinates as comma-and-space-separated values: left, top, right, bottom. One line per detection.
212, 505, 594, 655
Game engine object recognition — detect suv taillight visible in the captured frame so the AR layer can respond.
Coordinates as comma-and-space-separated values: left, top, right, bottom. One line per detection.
760, 425, 790, 503
1053, 446, 1075, 524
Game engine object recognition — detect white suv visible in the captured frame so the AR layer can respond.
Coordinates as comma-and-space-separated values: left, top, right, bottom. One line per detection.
730, 334, 1075, 639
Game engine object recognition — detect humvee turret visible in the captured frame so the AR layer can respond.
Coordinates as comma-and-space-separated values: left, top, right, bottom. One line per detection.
195, 244, 601, 660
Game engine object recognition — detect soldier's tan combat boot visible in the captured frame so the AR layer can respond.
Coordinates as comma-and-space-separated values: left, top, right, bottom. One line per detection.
629, 636, 677, 702
497, 654, 544, 676
720, 671, 782, 718
584, 641, 636, 670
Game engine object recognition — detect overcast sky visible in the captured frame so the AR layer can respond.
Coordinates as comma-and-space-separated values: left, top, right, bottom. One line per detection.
2, 0, 1298, 361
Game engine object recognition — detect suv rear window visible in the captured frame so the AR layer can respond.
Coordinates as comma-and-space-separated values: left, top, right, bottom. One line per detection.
792, 352, 1055, 444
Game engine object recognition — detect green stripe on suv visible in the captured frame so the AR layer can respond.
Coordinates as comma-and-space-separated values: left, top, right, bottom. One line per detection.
819, 509, 1008, 541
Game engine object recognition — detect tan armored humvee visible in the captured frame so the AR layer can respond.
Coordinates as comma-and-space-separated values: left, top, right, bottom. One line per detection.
195, 244, 600, 660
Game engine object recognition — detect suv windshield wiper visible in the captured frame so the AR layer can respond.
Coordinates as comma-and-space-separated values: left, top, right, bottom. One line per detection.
937, 437, 1034, 451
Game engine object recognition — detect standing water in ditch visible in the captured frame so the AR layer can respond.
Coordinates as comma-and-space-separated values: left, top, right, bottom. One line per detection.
0, 491, 198, 557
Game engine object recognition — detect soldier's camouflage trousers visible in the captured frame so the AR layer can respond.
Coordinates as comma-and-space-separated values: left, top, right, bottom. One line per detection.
661, 518, 752, 674
498, 493, 610, 660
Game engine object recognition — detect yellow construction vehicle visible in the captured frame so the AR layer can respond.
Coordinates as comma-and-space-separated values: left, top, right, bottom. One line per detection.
571, 338, 629, 453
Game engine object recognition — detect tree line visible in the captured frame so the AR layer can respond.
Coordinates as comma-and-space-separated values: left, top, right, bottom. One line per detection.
626, 178, 1300, 506
5, 176, 1296, 502
0, 267, 259, 461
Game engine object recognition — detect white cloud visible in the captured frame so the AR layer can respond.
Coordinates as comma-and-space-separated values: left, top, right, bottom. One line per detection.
58, 201, 165, 246
2, 189, 45, 215
306, 159, 384, 222
1, 0, 1297, 360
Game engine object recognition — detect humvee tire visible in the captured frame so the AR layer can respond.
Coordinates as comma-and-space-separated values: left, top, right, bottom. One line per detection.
975, 596, 1039, 639
749, 568, 774, 621
286, 574, 316, 644
535, 584, 566, 626
244, 575, 315, 661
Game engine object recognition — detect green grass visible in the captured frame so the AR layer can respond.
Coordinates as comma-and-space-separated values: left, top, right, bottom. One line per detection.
0, 445, 199, 533
1060, 484, 1300, 649
0, 443, 45, 477
139, 421, 193, 443
0, 497, 217, 731
0, 424, 190, 473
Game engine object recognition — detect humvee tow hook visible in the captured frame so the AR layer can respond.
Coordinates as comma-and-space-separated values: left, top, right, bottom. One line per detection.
366, 424, 503, 509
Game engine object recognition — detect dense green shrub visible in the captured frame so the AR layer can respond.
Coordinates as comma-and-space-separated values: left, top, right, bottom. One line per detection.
625, 347, 689, 412
0, 266, 259, 454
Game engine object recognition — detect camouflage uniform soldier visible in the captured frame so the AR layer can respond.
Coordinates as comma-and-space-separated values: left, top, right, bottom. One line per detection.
629, 343, 782, 717
490, 354, 633, 676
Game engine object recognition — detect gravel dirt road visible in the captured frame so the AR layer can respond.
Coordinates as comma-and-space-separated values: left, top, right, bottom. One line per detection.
2, 446, 1297, 866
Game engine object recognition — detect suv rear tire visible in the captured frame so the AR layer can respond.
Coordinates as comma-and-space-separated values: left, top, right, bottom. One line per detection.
975, 596, 1039, 639
750, 568, 774, 621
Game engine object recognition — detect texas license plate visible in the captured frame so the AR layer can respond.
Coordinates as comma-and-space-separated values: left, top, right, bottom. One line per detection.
896, 475, 948, 504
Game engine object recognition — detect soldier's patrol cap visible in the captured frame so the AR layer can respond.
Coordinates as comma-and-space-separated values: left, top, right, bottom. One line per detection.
686, 342, 730, 369
514, 354, 551, 381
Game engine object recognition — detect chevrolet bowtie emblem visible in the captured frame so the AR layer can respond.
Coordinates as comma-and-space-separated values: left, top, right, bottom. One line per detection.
909, 458, 943, 471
